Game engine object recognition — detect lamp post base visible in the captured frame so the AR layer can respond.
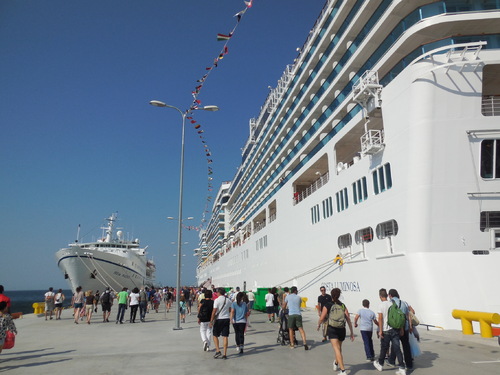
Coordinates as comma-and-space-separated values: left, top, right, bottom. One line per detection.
173, 326, 183, 331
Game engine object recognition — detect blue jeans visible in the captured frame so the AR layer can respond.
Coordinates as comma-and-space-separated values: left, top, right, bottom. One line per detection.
389, 329, 412, 368
139, 302, 147, 320
116, 303, 126, 323
378, 329, 404, 369
361, 330, 375, 359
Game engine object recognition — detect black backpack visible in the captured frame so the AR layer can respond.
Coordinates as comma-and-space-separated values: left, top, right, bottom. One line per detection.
100, 292, 111, 304
197, 300, 213, 321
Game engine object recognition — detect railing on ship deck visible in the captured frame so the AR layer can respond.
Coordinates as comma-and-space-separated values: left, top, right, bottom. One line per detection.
482, 95, 500, 116
293, 172, 330, 205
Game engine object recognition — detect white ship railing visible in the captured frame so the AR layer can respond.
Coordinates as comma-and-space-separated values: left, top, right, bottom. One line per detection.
482, 95, 500, 117
293, 172, 330, 205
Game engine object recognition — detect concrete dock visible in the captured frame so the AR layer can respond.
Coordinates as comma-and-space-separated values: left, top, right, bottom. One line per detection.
1, 305, 499, 374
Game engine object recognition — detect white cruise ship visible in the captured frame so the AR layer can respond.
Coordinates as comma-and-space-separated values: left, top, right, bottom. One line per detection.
196, 0, 500, 330
55, 213, 155, 293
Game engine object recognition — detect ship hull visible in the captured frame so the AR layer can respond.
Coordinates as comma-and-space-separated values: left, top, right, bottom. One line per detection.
56, 247, 154, 293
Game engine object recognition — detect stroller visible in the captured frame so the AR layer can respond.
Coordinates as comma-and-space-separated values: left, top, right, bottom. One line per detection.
276, 309, 298, 346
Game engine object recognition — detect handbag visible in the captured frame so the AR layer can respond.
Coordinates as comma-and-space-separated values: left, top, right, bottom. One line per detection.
409, 310, 420, 326
3, 330, 15, 349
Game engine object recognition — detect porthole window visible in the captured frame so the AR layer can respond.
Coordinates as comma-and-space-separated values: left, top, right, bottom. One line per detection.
338, 233, 352, 249
355, 227, 374, 244
376, 220, 399, 239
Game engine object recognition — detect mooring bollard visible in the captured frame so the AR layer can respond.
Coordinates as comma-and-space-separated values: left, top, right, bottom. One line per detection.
452, 309, 500, 338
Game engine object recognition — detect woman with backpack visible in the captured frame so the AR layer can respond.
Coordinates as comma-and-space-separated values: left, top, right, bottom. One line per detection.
318, 287, 354, 375
197, 289, 214, 351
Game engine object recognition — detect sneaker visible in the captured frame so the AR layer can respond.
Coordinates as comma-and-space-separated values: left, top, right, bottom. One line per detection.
213, 351, 222, 359
395, 369, 406, 375
222, 355, 227, 360
203, 342, 208, 352
373, 361, 383, 372
304, 344, 309, 350
333, 362, 338, 371
338, 371, 347, 375
289, 345, 295, 349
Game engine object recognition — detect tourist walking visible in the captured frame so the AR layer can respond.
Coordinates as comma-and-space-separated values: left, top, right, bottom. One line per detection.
84, 290, 95, 324
179, 295, 187, 323
139, 286, 148, 322
198, 289, 214, 351
387, 289, 413, 371
354, 299, 378, 361
317, 286, 332, 342
246, 290, 255, 310
283, 286, 309, 350
210, 288, 231, 359
54, 289, 65, 320
0, 286, 11, 314
318, 287, 354, 374
115, 287, 128, 324
100, 287, 112, 322
93, 290, 100, 313
265, 288, 275, 323
72, 286, 84, 324
373, 288, 406, 375
230, 291, 249, 354
129, 287, 140, 323
44, 287, 55, 320
0, 301, 17, 355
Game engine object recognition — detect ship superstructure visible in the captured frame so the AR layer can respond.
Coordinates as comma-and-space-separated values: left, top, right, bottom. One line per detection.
197, 0, 500, 328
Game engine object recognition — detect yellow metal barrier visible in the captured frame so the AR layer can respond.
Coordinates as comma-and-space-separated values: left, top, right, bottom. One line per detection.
32, 302, 45, 315
452, 309, 500, 338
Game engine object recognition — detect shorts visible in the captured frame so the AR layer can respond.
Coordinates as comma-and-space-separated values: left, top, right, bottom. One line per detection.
85, 304, 93, 312
74, 303, 83, 309
101, 303, 111, 312
55, 303, 63, 309
45, 303, 55, 312
288, 314, 303, 329
327, 326, 346, 341
212, 319, 230, 337
266, 306, 274, 314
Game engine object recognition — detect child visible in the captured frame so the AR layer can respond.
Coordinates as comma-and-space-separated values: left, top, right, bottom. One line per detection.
354, 299, 379, 361
179, 295, 187, 323
0, 301, 17, 354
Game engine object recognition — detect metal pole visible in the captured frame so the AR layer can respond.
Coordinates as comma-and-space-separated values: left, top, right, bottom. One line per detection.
174, 111, 186, 331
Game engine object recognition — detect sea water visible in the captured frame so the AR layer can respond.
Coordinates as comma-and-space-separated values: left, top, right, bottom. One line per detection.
5, 290, 73, 315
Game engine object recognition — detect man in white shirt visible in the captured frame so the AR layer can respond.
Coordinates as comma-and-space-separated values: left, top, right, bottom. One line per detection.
210, 288, 232, 359
44, 287, 55, 321
265, 288, 275, 322
374, 288, 406, 375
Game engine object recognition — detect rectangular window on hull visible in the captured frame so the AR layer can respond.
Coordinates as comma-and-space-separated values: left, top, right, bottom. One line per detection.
311, 204, 321, 224
353, 177, 368, 204
322, 197, 333, 218
373, 163, 392, 195
480, 140, 500, 179
336, 188, 349, 212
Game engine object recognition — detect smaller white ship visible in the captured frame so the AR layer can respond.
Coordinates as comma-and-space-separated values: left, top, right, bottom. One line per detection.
55, 213, 156, 293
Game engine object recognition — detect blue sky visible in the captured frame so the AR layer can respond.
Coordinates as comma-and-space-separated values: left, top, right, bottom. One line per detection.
0, 0, 324, 290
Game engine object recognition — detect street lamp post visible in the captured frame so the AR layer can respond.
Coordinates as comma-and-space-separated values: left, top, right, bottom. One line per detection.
150, 100, 218, 330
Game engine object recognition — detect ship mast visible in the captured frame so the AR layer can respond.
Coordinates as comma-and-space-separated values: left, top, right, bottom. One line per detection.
102, 213, 117, 243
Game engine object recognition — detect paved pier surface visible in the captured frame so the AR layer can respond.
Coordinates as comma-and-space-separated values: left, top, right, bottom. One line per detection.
1, 306, 499, 374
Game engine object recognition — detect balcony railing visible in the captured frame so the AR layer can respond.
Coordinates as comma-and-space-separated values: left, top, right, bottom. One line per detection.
293, 172, 330, 205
